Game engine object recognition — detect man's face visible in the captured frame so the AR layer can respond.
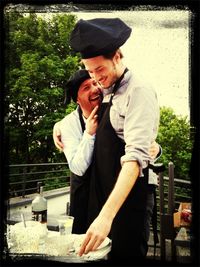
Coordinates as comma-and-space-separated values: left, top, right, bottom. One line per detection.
77, 78, 103, 115
82, 55, 118, 89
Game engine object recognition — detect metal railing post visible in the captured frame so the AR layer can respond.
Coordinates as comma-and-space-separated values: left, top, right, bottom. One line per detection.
168, 162, 175, 214
159, 170, 166, 261
168, 162, 176, 261
22, 167, 27, 198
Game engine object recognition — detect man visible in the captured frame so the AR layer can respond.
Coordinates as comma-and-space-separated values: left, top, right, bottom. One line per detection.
55, 69, 102, 234
70, 18, 160, 262
56, 17, 160, 262
54, 70, 161, 238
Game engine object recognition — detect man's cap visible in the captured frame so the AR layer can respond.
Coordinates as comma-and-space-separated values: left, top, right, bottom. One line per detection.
69, 18, 132, 59
64, 69, 90, 106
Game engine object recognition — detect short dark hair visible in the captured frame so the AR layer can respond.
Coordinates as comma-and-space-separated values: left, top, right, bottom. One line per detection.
103, 49, 124, 60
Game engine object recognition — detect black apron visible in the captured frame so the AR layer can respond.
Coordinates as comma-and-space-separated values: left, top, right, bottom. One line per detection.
87, 69, 149, 262
70, 107, 91, 234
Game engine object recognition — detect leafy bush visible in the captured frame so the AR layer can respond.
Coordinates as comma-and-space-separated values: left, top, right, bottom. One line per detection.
157, 106, 194, 180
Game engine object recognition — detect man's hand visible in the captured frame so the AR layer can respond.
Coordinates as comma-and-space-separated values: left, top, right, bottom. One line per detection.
149, 141, 160, 160
53, 121, 64, 151
85, 106, 99, 136
78, 214, 112, 256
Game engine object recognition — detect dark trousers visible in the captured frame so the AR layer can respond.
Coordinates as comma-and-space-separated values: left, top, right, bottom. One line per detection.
144, 185, 156, 243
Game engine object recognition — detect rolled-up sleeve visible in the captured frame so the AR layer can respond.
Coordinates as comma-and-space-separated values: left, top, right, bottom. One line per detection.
120, 85, 159, 176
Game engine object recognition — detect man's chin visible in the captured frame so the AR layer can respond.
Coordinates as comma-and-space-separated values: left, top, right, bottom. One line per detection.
91, 100, 102, 107
99, 81, 113, 89
98, 79, 109, 89
100, 83, 108, 89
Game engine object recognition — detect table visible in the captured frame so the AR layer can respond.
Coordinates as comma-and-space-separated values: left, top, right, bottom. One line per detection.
7, 229, 111, 263
7, 210, 112, 263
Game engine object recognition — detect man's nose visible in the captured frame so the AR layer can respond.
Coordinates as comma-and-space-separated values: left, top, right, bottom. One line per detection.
91, 84, 99, 92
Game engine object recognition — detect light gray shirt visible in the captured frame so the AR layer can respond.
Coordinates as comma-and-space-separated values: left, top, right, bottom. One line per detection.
103, 70, 160, 176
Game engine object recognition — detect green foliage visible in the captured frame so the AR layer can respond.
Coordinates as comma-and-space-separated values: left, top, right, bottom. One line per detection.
5, 11, 81, 165
65, 102, 78, 115
43, 168, 71, 191
156, 107, 193, 180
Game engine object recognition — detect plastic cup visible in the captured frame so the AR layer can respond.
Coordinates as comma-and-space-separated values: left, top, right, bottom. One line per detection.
58, 215, 74, 235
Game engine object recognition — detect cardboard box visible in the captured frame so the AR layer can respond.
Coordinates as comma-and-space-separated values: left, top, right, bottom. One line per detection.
174, 203, 192, 228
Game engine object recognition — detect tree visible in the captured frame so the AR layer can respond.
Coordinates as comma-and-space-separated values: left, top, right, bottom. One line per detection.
4, 12, 81, 164
156, 107, 193, 180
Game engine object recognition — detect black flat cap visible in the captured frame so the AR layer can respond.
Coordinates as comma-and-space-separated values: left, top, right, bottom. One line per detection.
70, 18, 132, 59
64, 69, 90, 106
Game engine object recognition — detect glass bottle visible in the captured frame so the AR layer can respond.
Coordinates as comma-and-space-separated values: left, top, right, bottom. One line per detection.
32, 183, 47, 224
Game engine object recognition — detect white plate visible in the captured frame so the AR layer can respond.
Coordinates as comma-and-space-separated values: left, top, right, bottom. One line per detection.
74, 234, 110, 251
97, 237, 110, 250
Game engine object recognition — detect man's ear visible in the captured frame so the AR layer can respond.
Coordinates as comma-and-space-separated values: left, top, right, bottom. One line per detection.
114, 51, 121, 63
77, 101, 82, 110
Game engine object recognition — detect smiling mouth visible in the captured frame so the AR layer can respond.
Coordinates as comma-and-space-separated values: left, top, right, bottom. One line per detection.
90, 95, 101, 101
99, 78, 106, 85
